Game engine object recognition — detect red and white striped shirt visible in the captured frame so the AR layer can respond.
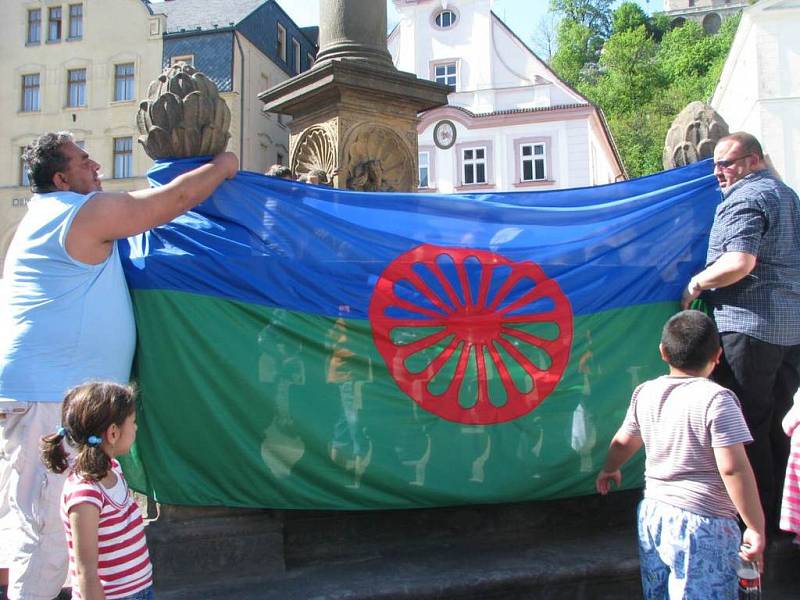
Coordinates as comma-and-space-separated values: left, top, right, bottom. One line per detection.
61, 459, 152, 599
780, 403, 800, 535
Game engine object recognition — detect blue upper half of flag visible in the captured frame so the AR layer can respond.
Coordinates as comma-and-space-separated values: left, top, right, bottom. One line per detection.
121, 158, 720, 319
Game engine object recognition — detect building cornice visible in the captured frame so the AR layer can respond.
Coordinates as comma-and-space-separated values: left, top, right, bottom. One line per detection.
419, 103, 591, 130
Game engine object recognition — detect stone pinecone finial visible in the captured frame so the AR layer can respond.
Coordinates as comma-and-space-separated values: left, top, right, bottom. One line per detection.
663, 101, 729, 170
136, 62, 231, 159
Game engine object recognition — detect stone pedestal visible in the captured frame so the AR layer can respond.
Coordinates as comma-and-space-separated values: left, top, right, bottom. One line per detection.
144, 504, 285, 587
258, 0, 449, 191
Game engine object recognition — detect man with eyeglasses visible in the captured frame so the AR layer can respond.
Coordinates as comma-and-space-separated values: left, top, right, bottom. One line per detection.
682, 131, 800, 535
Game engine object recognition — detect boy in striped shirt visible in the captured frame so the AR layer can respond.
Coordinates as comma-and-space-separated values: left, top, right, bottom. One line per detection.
596, 310, 765, 599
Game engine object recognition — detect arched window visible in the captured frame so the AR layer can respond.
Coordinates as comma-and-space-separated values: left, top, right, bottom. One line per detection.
703, 13, 721, 34
435, 10, 457, 29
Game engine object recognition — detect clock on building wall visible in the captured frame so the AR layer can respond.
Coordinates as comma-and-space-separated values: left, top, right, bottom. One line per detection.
433, 120, 457, 149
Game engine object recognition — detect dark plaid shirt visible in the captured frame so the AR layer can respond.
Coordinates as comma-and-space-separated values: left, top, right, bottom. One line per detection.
705, 170, 800, 345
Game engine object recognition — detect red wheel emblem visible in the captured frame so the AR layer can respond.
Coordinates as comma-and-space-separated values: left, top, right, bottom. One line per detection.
369, 244, 573, 424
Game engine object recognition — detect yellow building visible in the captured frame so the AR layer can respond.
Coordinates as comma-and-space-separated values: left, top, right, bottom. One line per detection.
0, 0, 317, 268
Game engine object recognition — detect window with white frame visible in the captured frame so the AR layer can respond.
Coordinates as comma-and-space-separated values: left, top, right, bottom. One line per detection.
21, 74, 40, 112
434, 10, 457, 28
68, 4, 83, 39
462, 146, 487, 185
114, 63, 135, 101
171, 55, 194, 67
520, 142, 547, 181
48, 6, 62, 42
434, 62, 456, 87
418, 151, 431, 188
113, 137, 133, 178
307, 52, 314, 69
293, 38, 301, 74
27, 9, 41, 44
67, 68, 86, 107
20, 148, 30, 187
277, 23, 287, 62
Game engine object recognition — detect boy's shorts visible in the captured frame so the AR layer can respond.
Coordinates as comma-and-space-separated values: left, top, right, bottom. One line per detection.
637, 498, 740, 600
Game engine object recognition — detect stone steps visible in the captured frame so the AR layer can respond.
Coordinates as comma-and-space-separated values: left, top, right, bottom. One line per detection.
146, 490, 800, 599
155, 527, 642, 599
150, 491, 644, 598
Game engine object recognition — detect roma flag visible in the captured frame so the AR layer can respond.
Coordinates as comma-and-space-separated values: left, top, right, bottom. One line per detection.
119, 158, 719, 509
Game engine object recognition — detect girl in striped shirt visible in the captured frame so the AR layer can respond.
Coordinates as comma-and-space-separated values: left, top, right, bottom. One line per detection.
781, 401, 800, 544
41, 382, 153, 600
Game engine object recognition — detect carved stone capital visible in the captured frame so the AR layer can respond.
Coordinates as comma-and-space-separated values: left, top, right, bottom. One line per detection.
663, 101, 729, 169
137, 62, 231, 159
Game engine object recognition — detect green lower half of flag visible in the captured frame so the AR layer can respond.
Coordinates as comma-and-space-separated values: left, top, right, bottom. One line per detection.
121, 289, 677, 509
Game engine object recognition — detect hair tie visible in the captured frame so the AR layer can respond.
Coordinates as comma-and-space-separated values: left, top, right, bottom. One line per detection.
87, 435, 103, 447
56, 427, 67, 437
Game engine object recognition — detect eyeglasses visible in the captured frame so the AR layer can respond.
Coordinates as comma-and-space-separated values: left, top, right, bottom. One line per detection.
713, 154, 752, 169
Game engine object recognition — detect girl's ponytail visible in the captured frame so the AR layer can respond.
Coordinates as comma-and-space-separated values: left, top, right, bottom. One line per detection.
72, 436, 113, 481
40, 427, 70, 474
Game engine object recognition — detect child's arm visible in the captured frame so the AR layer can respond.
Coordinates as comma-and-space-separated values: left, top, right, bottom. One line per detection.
69, 503, 105, 600
596, 429, 643, 495
783, 403, 800, 436
713, 443, 766, 568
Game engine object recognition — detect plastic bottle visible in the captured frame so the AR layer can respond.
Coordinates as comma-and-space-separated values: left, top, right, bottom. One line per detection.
736, 556, 761, 599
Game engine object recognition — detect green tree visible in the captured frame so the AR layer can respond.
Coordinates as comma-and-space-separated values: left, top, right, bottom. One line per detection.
593, 25, 661, 114
611, 2, 648, 34
550, 0, 614, 37
585, 25, 664, 175
550, 19, 600, 87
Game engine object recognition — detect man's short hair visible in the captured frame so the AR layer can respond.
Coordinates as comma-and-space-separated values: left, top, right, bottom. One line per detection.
718, 131, 764, 160
22, 132, 74, 193
308, 168, 329, 185
661, 310, 720, 372
266, 164, 292, 179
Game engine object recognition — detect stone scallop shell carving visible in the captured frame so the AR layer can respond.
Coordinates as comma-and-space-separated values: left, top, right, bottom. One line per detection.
136, 62, 231, 159
663, 101, 729, 170
344, 125, 413, 192
293, 126, 337, 182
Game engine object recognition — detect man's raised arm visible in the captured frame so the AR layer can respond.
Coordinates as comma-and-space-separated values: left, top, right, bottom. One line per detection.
66, 152, 238, 264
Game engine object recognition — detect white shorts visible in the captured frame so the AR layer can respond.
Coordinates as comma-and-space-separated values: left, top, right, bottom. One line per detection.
0, 401, 69, 600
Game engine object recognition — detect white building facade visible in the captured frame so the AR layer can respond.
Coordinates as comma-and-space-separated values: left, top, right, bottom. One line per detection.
388, 0, 624, 194
663, 0, 750, 33
711, 0, 800, 192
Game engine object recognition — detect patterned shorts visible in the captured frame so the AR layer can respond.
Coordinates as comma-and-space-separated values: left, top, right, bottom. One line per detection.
637, 498, 740, 600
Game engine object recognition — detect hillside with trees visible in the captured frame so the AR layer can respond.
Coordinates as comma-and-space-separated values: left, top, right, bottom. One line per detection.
547, 1, 741, 177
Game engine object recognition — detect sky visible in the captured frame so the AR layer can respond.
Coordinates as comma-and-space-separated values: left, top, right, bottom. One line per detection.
150, 1, 664, 46
275, 0, 664, 42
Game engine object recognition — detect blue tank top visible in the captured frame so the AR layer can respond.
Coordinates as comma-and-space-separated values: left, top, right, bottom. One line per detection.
0, 191, 136, 402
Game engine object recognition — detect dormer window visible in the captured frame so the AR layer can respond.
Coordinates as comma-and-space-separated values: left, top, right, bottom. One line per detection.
434, 10, 457, 29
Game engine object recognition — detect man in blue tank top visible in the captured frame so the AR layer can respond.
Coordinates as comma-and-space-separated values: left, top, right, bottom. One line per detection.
0, 132, 237, 600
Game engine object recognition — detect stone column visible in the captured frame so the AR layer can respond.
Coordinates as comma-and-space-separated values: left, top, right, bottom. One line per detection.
259, 0, 450, 191
315, 0, 394, 68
